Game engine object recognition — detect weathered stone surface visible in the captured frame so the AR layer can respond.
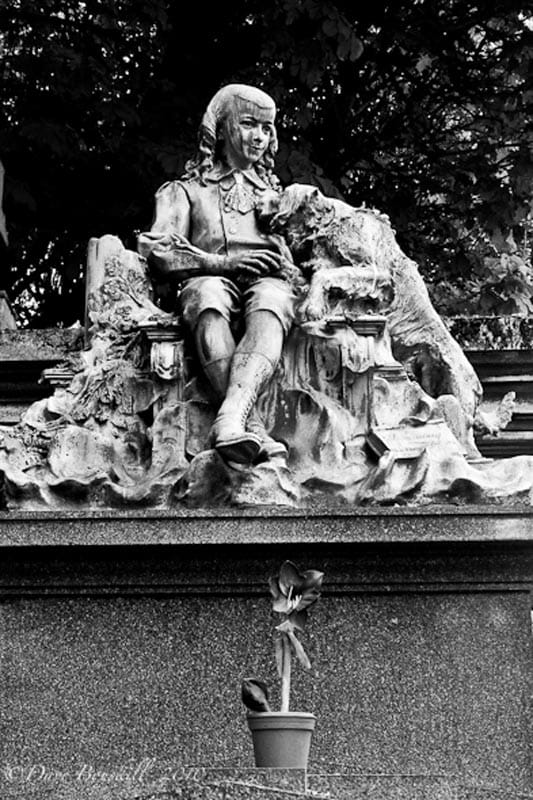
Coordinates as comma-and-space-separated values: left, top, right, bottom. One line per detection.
259, 183, 482, 444
367, 420, 464, 459
0, 205, 531, 506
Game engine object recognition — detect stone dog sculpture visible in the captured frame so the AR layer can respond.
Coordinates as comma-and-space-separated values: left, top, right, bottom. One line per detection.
257, 183, 483, 452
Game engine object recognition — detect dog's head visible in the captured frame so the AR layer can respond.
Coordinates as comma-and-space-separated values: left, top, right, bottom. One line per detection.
256, 184, 333, 251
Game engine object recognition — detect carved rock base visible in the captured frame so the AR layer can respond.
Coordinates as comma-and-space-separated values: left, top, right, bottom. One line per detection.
176, 450, 300, 508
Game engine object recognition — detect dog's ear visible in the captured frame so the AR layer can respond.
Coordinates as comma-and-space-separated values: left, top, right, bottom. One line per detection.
307, 185, 325, 213
271, 185, 300, 227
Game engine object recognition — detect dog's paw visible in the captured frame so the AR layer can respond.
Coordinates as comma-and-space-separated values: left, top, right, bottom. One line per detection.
299, 297, 326, 321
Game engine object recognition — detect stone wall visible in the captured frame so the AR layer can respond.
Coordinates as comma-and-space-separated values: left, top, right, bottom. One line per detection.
0, 328, 83, 425
0, 508, 532, 799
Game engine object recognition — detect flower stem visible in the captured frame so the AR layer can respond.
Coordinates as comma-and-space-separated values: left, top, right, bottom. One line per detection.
280, 632, 291, 712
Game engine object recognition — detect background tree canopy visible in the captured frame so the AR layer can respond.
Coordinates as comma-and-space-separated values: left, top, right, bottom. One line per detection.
1, 0, 532, 326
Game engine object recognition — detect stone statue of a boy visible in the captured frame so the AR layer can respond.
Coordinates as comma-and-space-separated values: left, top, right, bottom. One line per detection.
138, 84, 294, 464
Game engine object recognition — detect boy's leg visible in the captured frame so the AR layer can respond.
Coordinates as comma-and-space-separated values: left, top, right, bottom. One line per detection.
212, 310, 285, 463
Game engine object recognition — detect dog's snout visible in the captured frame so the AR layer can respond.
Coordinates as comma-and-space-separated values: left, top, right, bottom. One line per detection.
256, 189, 280, 219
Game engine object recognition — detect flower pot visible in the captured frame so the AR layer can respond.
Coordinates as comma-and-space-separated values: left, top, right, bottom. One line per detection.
247, 711, 316, 768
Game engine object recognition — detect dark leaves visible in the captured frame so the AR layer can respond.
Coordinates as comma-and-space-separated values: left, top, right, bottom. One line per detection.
2, 1, 532, 322
241, 677, 271, 712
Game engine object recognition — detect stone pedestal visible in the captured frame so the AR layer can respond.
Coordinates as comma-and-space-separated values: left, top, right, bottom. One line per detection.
0, 507, 532, 800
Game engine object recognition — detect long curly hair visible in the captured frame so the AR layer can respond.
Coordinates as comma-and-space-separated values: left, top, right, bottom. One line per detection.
182, 84, 281, 191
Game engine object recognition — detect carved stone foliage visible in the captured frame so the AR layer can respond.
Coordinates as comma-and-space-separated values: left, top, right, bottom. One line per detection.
0, 236, 185, 507
1, 190, 532, 508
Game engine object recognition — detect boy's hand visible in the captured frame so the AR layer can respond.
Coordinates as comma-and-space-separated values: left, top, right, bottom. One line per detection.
224, 250, 282, 281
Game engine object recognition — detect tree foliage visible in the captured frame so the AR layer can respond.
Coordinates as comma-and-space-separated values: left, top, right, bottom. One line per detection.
1, 0, 532, 325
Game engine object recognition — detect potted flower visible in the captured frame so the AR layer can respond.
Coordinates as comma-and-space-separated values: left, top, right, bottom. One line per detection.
241, 560, 324, 769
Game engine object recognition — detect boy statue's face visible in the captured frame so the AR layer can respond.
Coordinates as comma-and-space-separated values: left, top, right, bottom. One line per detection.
221, 92, 276, 171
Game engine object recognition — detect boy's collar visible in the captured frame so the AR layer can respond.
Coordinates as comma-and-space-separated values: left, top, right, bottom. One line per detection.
205, 163, 268, 189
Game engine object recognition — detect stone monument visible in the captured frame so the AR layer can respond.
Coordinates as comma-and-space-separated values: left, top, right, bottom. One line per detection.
0, 84, 530, 509
0, 85, 532, 800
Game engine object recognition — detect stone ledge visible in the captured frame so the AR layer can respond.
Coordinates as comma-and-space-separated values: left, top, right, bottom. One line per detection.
0, 327, 83, 360
2, 770, 530, 800
0, 506, 532, 548
3, 317, 532, 355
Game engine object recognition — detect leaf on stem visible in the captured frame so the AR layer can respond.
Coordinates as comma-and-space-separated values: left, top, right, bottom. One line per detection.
241, 677, 271, 712
290, 608, 308, 631
287, 630, 311, 670
275, 619, 294, 635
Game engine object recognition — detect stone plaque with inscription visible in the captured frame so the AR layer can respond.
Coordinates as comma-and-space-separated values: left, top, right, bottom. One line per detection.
366, 419, 465, 459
